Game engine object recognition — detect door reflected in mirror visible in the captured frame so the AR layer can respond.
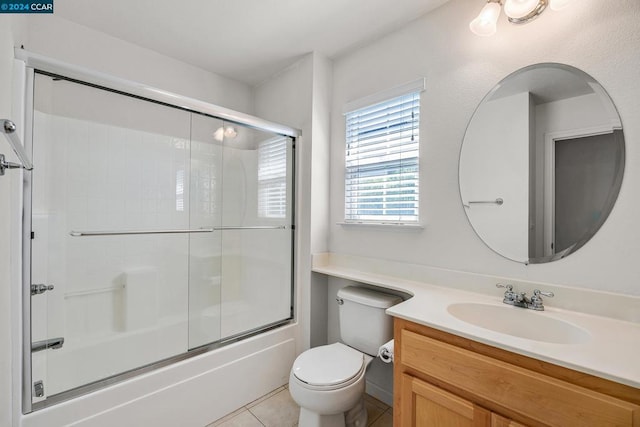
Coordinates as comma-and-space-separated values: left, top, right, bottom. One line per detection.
459, 63, 624, 264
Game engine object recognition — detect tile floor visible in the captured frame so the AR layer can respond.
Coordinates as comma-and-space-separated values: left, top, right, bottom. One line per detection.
206, 385, 393, 427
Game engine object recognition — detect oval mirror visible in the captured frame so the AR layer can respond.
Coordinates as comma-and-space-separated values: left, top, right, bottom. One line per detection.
459, 63, 624, 264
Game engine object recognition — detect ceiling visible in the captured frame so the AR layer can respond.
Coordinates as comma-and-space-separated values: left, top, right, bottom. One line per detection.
54, 0, 450, 86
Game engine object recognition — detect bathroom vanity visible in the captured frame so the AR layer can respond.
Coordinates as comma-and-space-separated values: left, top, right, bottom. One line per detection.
312, 253, 640, 427
385, 61, 638, 425
394, 318, 640, 426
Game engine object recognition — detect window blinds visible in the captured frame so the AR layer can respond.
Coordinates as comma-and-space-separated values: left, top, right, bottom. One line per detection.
345, 91, 420, 223
258, 136, 288, 219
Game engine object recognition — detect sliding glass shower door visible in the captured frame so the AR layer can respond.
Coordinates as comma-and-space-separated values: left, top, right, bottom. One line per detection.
27, 72, 294, 408
188, 114, 224, 348
188, 115, 293, 348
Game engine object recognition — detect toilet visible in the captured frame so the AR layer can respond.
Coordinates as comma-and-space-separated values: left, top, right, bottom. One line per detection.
289, 286, 402, 427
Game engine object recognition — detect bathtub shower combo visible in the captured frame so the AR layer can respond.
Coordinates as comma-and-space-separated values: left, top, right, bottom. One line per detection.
17, 54, 298, 413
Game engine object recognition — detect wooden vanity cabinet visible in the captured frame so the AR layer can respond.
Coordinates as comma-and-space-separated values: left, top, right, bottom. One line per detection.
394, 318, 640, 427
400, 373, 490, 426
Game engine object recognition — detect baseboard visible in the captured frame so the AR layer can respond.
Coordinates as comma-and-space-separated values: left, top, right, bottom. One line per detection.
365, 380, 393, 407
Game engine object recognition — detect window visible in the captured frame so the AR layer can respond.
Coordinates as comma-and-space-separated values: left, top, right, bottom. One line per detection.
258, 136, 288, 219
344, 84, 422, 224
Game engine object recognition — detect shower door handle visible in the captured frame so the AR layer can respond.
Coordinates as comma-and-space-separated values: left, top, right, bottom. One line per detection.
32, 337, 64, 353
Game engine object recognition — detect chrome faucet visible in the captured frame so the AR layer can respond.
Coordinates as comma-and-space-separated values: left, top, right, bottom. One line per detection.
496, 284, 554, 311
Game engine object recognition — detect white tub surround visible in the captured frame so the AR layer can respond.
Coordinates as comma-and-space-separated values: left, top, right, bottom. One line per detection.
312, 253, 640, 389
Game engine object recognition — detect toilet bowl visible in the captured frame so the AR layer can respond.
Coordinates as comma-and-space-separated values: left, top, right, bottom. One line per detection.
289, 286, 402, 427
289, 343, 373, 427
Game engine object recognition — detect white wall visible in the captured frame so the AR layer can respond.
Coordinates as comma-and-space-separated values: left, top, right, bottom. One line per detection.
20, 15, 253, 114
0, 16, 14, 427
309, 54, 332, 348
329, 0, 640, 296
0, 15, 27, 427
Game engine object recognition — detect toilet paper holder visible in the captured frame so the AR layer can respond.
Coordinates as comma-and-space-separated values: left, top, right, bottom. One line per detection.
378, 339, 394, 363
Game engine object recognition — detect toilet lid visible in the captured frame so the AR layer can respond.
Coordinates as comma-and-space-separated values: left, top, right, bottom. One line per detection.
292, 343, 364, 387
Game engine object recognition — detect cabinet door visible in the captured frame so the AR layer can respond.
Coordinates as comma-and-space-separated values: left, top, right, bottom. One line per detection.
400, 374, 490, 427
491, 413, 527, 427
400, 328, 640, 426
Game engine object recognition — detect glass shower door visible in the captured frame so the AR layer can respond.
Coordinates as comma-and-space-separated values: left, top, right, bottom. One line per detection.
30, 73, 192, 400
187, 118, 294, 346
219, 124, 293, 339
188, 114, 224, 349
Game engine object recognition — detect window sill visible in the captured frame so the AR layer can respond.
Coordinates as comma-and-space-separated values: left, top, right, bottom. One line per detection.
337, 221, 424, 230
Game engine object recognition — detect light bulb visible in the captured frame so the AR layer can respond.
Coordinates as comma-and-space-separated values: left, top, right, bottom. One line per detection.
504, 0, 541, 19
213, 126, 238, 141
223, 126, 238, 138
469, 2, 501, 37
550, 0, 571, 10
213, 127, 224, 141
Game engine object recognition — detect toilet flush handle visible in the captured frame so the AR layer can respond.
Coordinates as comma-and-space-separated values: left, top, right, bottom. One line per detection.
336, 298, 344, 305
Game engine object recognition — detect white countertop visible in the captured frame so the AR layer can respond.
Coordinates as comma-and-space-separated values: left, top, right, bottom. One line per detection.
312, 253, 640, 389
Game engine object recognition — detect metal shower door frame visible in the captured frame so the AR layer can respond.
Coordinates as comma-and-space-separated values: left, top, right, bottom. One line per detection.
16, 50, 300, 415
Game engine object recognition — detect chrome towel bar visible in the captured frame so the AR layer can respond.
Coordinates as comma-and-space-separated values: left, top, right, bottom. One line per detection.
215, 225, 287, 230
69, 228, 215, 237
463, 198, 504, 208
69, 225, 287, 237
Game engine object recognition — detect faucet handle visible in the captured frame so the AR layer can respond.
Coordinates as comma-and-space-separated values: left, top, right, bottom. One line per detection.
496, 283, 513, 291
533, 289, 554, 298
496, 283, 519, 305
528, 289, 554, 311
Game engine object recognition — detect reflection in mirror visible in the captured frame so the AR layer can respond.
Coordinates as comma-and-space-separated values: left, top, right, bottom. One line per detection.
459, 63, 624, 264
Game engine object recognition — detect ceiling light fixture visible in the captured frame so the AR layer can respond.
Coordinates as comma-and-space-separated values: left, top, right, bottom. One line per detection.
503, 0, 547, 24
469, 0, 502, 37
470, 0, 571, 36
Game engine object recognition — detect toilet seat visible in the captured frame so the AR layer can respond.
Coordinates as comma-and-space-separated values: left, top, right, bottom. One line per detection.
292, 343, 365, 391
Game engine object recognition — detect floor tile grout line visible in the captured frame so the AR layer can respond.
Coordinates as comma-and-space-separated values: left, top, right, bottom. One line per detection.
245, 385, 286, 410
365, 396, 390, 411
246, 408, 266, 427
208, 406, 247, 427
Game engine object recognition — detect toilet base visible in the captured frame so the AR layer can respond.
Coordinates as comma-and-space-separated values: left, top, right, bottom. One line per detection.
345, 396, 367, 427
297, 396, 367, 427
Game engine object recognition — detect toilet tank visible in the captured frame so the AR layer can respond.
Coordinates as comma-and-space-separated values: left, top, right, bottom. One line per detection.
337, 286, 403, 356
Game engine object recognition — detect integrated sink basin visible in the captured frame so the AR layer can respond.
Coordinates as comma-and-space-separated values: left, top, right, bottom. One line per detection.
447, 303, 591, 344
